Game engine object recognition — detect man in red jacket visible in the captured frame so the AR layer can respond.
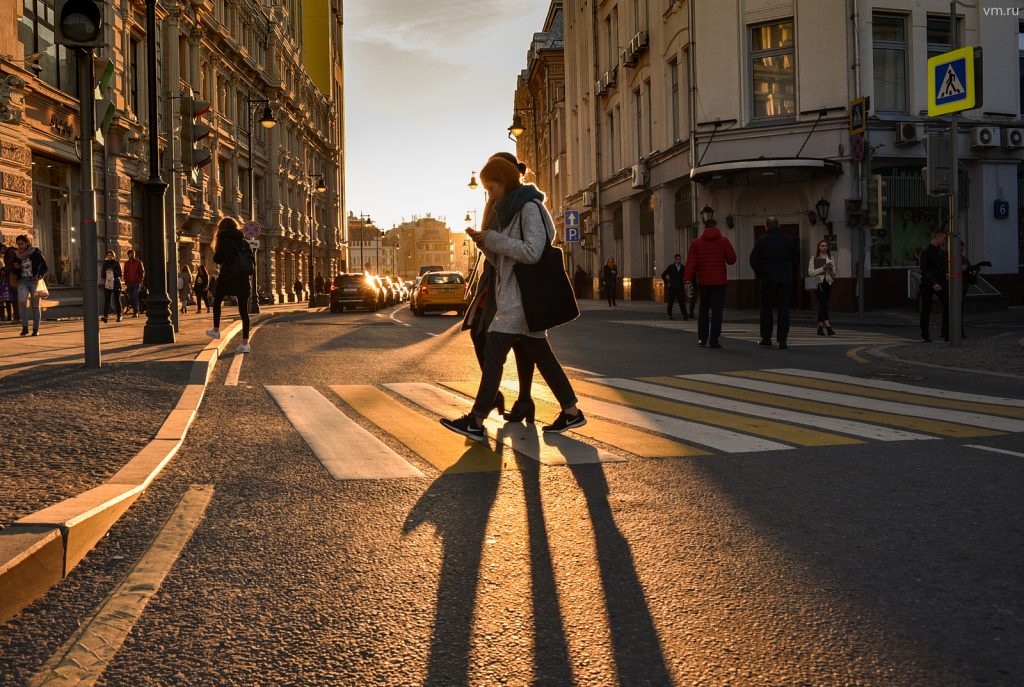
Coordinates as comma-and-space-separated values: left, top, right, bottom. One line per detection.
684, 219, 737, 348
122, 249, 145, 318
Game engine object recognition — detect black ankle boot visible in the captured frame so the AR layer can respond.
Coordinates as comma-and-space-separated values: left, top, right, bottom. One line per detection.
503, 399, 536, 423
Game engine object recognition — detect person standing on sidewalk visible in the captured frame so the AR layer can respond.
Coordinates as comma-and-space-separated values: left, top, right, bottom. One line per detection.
750, 217, 798, 350
177, 263, 194, 314
194, 265, 211, 314
315, 271, 326, 296
662, 254, 688, 320
602, 257, 618, 306
208, 218, 254, 353
3, 244, 19, 323
122, 249, 145, 318
13, 234, 47, 336
807, 239, 837, 336
684, 219, 737, 349
0, 260, 12, 322
100, 250, 123, 323
919, 228, 948, 343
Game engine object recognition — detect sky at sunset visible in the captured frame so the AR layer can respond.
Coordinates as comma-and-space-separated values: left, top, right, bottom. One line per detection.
343, 0, 550, 232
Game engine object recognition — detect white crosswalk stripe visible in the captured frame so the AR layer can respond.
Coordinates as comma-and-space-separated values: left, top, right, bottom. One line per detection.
611, 320, 912, 346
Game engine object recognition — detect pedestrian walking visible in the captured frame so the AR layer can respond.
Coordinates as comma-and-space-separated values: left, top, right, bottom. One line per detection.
602, 257, 618, 306
208, 218, 255, 353
441, 152, 585, 441
750, 216, 798, 350
0, 261, 13, 322
919, 228, 948, 343
123, 249, 145, 318
315, 271, 326, 295
293, 278, 304, 301
177, 264, 193, 314
807, 239, 836, 336
100, 250, 123, 323
684, 219, 736, 348
194, 265, 211, 314
4, 244, 20, 323
662, 254, 688, 320
573, 264, 588, 297
13, 234, 47, 336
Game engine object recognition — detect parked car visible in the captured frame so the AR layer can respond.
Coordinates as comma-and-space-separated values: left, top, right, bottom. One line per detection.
368, 275, 388, 309
409, 276, 423, 313
412, 271, 468, 316
330, 273, 380, 313
382, 276, 401, 305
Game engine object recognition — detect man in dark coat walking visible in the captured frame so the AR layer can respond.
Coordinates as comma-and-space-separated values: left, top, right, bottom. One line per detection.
919, 228, 948, 342
749, 216, 798, 349
661, 254, 688, 320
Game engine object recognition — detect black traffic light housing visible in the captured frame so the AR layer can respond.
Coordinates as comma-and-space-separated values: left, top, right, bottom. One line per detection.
181, 94, 212, 179
55, 0, 105, 48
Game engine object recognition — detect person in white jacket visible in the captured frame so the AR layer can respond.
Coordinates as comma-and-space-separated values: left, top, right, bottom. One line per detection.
808, 239, 836, 336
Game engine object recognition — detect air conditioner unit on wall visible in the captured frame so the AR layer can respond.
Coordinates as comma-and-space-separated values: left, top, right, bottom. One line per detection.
621, 46, 636, 68
971, 126, 1002, 148
602, 68, 617, 89
636, 30, 649, 49
631, 162, 649, 189
595, 80, 606, 97
583, 219, 597, 235
895, 122, 921, 145
1001, 128, 1024, 149
582, 191, 596, 208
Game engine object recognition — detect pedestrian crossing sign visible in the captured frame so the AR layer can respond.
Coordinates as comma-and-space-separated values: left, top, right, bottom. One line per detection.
928, 46, 980, 116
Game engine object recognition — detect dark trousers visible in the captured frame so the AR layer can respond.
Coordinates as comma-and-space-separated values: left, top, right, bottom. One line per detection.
920, 286, 949, 339
604, 282, 616, 306
195, 288, 210, 312
0, 300, 12, 320
666, 285, 686, 317
214, 288, 251, 340
697, 284, 726, 345
759, 282, 791, 344
103, 289, 121, 318
688, 282, 698, 317
815, 282, 832, 323
472, 332, 577, 418
470, 327, 535, 400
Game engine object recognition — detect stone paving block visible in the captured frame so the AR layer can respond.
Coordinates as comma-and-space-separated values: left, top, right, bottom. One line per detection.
0, 526, 63, 626
106, 439, 183, 488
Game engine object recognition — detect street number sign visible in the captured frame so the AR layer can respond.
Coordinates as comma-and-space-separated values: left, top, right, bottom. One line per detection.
565, 209, 581, 242
849, 97, 866, 136
928, 46, 980, 117
243, 221, 261, 239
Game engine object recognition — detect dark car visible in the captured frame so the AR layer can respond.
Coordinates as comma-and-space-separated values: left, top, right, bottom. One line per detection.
330, 273, 380, 312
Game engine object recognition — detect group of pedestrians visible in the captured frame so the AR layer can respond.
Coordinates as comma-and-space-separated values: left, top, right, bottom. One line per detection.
99, 249, 146, 322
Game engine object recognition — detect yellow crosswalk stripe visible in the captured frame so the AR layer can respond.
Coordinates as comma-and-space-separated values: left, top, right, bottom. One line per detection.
729, 371, 1024, 420
569, 380, 861, 447
441, 381, 710, 458
644, 376, 1000, 439
330, 385, 514, 474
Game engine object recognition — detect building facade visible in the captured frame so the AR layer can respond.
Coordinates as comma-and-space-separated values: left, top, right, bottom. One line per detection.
388, 216, 455, 280
554, 0, 1023, 309
1, 0, 345, 306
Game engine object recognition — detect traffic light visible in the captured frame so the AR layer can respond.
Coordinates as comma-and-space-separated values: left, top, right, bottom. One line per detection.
55, 0, 105, 48
865, 174, 886, 229
181, 94, 212, 180
93, 56, 114, 146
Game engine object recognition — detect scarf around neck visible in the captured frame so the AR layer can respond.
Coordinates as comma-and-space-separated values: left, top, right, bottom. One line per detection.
15, 246, 35, 261
494, 184, 545, 229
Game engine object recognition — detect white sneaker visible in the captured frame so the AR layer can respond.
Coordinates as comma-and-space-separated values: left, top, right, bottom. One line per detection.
236, 342, 251, 354
206, 328, 221, 339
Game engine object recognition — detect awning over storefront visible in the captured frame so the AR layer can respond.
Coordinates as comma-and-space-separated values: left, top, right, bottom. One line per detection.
690, 157, 843, 185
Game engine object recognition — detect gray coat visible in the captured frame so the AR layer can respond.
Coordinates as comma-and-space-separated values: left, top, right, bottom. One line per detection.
481, 200, 554, 337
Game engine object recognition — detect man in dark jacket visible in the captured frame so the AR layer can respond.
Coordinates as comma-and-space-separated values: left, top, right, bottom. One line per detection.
684, 220, 737, 348
919, 228, 948, 342
749, 217, 798, 349
661, 254, 687, 320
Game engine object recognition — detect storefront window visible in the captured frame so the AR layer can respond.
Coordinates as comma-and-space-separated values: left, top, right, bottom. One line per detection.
31, 156, 80, 287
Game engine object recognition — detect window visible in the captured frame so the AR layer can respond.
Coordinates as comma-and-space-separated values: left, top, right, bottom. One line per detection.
639, 194, 655, 276
674, 183, 693, 256
19, 0, 76, 94
644, 80, 653, 154
1020, 24, 1024, 114
128, 37, 140, 116
669, 57, 680, 142
927, 15, 963, 59
873, 14, 908, 112
608, 110, 616, 175
634, 87, 643, 161
750, 21, 795, 119
611, 7, 619, 70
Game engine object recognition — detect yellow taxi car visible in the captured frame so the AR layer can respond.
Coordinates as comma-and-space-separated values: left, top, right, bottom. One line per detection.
412, 271, 469, 316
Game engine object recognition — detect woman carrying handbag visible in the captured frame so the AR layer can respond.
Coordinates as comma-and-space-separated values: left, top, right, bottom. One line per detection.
441, 153, 584, 442
100, 250, 123, 323
807, 239, 836, 336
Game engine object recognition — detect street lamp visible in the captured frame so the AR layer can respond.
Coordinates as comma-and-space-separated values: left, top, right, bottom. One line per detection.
247, 95, 277, 313
307, 173, 326, 307
468, 172, 478, 190
508, 112, 526, 139
815, 197, 832, 225
700, 205, 715, 226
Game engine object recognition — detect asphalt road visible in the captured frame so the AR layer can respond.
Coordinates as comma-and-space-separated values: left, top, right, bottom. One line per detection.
2, 303, 1022, 686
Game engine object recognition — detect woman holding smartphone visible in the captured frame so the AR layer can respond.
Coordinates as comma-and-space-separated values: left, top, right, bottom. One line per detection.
808, 239, 836, 336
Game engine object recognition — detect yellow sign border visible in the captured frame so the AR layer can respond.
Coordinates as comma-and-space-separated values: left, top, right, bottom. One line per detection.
927, 46, 976, 117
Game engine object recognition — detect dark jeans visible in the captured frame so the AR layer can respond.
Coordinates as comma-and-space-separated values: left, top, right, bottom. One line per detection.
697, 284, 726, 345
195, 288, 210, 312
103, 289, 121, 318
214, 288, 251, 340
471, 327, 535, 400
126, 283, 142, 313
759, 281, 791, 344
604, 282, 616, 306
815, 281, 832, 323
666, 285, 686, 317
472, 332, 577, 418
920, 286, 949, 339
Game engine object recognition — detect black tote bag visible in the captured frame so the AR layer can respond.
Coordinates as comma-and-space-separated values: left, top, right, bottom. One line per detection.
513, 201, 580, 332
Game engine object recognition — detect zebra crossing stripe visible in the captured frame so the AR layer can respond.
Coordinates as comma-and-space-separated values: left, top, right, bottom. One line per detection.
266, 386, 424, 480
733, 371, 1024, 423
703, 373, 1022, 433
662, 376, 997, 438
570, 379, 860, 447
600, 378, 930, 442
440, 381, 709, 458
331, 385, 514, 474
387, 383, 624, 466
507, 381, 793, 454
770, 368, 1024, 409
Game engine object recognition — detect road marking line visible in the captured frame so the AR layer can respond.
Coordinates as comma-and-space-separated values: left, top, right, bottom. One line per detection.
659, 375, 992, 438
266, 386, 424, 479
388, 383, 624, 465
964, 444, 1024, 458
770, 368, 1024, 408
426, 332, 439, 337
441, 380, 708, 458
564, 366, 601, 377
571, 379, 860, 447
389, 304, 412, 326
29, 485, 214, 687
331, 385, 514, 474
737, 370, 1024, 421
847, 346, 869, 364
703, 373, 1020, 433
506, 381, 791, 453
224, 324, 260, 387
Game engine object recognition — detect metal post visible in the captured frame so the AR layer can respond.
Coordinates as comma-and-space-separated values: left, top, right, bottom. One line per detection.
308, 183, 315, 307
946, 1, 962, 347
142, 0, 174, 344
77, 49, 100, 367
247, 102, 261, 313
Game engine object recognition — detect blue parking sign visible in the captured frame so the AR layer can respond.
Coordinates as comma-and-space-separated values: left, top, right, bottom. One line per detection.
565, 210, 581, 242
